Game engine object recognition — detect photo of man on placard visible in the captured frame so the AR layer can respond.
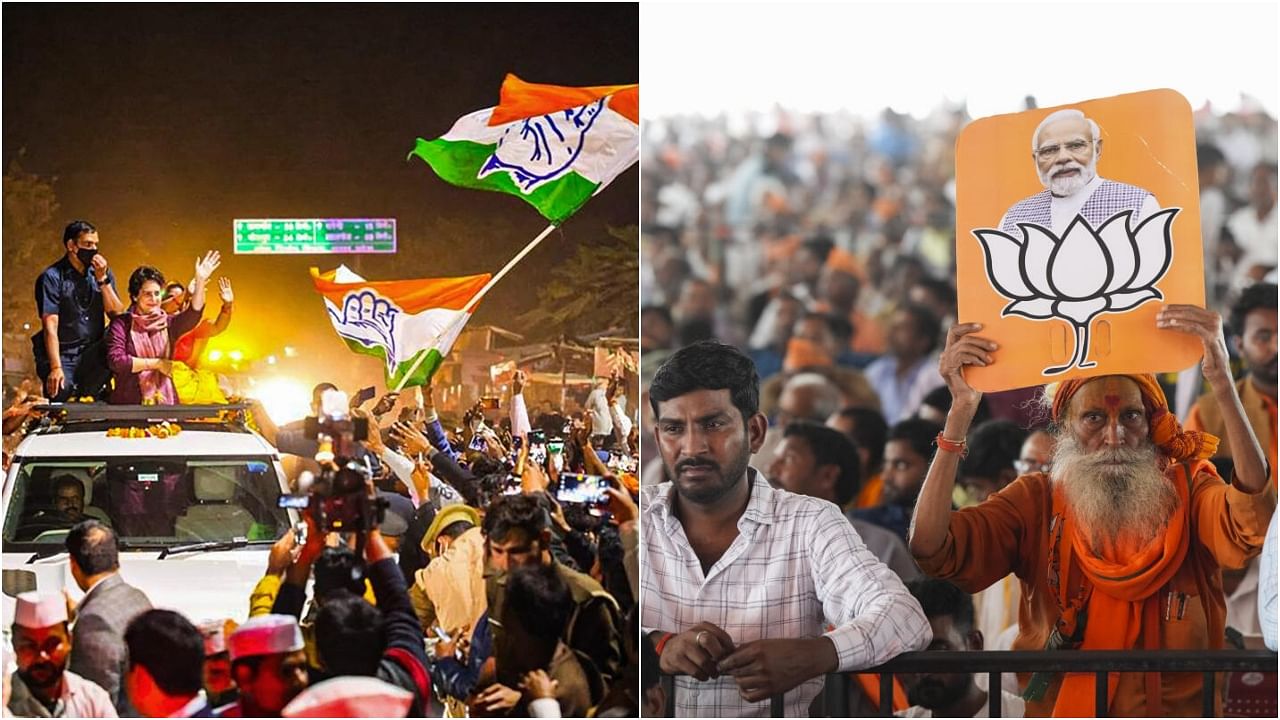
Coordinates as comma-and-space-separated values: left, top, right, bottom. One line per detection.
998, 108, 1162, 236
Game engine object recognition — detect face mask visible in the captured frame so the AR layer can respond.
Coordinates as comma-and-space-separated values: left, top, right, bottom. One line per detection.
75, 248, 98, 268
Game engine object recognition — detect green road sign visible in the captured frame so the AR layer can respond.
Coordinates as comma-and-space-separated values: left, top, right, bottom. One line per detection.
233, 219, 396, 254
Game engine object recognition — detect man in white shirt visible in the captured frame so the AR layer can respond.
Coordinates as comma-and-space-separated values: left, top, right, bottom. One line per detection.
998, 109, 1160, 236
585, 376, 614, 442
641, 341, 931, 717
863, 306, 945, 425
1224, 161, 1278, 291
1260, 511, 1278, 651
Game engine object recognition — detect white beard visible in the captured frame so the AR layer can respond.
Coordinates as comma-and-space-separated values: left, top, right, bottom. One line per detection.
1050, 433, 1178, 554
1039, 155, 1098, 198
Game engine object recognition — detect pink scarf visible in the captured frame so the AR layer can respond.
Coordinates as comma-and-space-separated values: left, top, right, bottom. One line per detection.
130, 308, 174, 403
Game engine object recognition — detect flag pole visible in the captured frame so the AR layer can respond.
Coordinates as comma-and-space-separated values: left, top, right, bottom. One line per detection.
392, 222, 558, 392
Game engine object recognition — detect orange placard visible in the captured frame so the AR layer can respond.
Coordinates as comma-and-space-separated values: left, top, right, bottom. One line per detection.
955, 89, 1204, 393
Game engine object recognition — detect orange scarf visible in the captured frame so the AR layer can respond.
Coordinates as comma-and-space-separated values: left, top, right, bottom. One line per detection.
1049, 462, 1202, 716
1047, 374, 1217, 716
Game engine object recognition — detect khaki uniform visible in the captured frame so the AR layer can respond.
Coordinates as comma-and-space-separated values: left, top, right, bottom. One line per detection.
409, 526, 488, 635
486, 561, 623, 699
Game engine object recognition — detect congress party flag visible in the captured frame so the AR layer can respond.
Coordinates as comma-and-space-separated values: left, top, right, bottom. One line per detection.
409, 74, 639, 224
311, 265, 492, 389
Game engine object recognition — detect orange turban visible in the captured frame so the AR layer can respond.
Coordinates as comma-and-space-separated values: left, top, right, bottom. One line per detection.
1050, 373, 1219, 462
782, 337, 833, 372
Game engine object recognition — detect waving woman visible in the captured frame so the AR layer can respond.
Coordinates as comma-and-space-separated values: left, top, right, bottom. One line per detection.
106, 251, 220, 404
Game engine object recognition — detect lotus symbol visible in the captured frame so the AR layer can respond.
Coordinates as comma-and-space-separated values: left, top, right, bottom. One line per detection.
477, 98, 606, 193
973, 208, 1179, 376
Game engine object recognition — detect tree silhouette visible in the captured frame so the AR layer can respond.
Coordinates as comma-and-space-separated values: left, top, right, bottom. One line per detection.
519, 224, 638, 339
3, 154, 60, 334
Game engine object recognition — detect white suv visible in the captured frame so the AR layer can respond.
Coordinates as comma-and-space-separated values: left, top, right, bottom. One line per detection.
1, 404, 297, 626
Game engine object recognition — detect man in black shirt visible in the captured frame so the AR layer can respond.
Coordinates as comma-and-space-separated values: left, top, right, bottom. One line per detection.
33, 220, 125, 401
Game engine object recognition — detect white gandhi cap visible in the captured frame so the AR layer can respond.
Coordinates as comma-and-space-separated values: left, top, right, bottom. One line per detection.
227, 614, 303, 661
198, 619, 229, 656
13, 592, 67, 629
282, 676, 414, 718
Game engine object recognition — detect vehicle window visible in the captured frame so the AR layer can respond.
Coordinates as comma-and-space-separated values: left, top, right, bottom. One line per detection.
3, 457, 289, 546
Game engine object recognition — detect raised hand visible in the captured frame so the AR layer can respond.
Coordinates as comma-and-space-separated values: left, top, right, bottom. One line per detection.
571, 416, 594, 449
1157, 304, 1231, 385
938, 323, 996, 409
372, 391, 399, 417
521, 458, 550, 495
218, 277, 234, 304
89, 253, 110, 283
604, 485, 637, 525
389, 421, 430, 457
351, 409, 384, 455
266, 528, 300, 575
194, 250, 221, 283
546, 494, 571, 534
410, 457, 434, 489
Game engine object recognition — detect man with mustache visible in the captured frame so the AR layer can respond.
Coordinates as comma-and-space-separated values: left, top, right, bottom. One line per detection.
999, 109, 1161, 236
1185, 282, 1277, 640
1187, 282, 1277, 488
641, 341, 930, 717
911, 306, 1275, 717
900, 578, 1025, 718
6, 592, 117, 718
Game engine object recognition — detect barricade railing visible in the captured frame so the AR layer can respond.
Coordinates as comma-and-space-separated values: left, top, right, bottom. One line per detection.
659, 648, 1277, 717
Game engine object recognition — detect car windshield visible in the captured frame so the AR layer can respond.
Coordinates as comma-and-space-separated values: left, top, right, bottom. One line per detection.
3, 456, 289, 547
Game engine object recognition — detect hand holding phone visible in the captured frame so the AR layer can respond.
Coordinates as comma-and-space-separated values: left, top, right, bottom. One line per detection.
350, 386, 377, 409
371, 391, 399, 417
556, 473, 609, 506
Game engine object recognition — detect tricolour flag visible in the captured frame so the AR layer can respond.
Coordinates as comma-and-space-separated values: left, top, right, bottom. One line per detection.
409, 74, 639, 224
311, 265, 491, 389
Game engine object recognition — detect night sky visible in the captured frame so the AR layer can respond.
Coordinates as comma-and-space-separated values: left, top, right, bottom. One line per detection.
3, 4, 638, 391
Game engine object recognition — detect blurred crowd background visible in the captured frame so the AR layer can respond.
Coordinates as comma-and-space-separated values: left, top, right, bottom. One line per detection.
637, 101, 1277, 681
640, 99, 1276, 430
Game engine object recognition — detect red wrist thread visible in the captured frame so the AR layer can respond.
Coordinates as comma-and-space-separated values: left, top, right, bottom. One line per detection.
935, 432, 969, 458
654, 632, 675, 657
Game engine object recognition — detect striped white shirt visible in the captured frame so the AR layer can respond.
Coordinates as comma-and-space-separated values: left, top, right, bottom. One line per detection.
1261, 510, 1277, 651
641, 469, 932, 717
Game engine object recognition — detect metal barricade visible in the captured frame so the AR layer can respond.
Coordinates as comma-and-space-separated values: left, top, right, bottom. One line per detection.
658, 648, 1278, 717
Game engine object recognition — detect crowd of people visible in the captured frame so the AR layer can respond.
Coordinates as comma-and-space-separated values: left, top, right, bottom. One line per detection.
4, 220, 237, 467
639, 102, 1277, 717
3, 220, 644, 718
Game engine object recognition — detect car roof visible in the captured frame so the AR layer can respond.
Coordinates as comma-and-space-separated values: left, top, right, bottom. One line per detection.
12, 403, 280, 459
13, 428, 279, 458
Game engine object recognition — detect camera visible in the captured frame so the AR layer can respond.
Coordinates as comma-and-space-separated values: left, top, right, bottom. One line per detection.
276, 389, 386, 534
